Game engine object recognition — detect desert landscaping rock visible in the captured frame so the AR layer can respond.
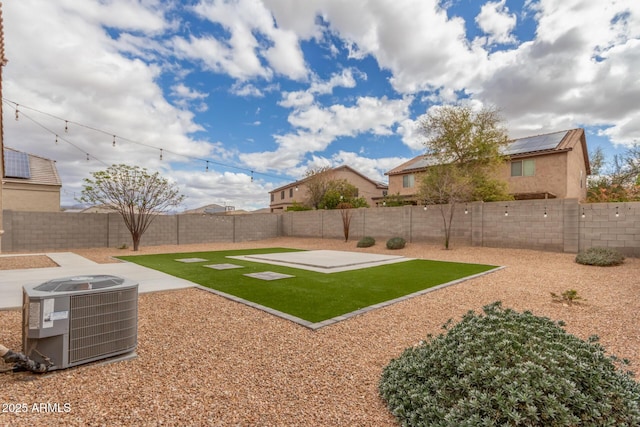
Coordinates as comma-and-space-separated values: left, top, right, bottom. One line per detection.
1, 237, 638, 426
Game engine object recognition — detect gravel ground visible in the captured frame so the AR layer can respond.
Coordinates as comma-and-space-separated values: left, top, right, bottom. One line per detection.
0, 255, 59, 270
1, 237, 639, 426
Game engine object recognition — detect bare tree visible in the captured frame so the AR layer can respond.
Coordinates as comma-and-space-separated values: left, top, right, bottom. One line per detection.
79, 164, 185, 251
418, 164, 473, 249
337, 202, 354, 242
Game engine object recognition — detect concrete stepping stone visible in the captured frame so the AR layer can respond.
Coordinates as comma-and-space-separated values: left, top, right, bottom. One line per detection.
175, 258, 208, 263
204, 263, 244, 270
243, 271, 295, 281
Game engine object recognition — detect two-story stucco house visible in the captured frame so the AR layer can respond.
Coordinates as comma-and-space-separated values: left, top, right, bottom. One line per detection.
269, 165, 388, 212
385, 128, 591, 203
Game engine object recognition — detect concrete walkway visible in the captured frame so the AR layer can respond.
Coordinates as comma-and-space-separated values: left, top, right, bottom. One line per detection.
0, 253, 197, 310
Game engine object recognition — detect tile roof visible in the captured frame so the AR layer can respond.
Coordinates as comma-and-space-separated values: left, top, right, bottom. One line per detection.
386, 129, 587, 175
3, 147, 62, 186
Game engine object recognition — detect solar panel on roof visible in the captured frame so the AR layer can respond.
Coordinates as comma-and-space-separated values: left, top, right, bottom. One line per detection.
4, 149, 31, 179
502, 131, 568, 156
400, 156, 439, 171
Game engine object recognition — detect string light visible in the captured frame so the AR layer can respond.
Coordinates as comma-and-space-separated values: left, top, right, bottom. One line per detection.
581, 207, 585, 218
205, 161, 209, 172
464, 203, 468, 214
112, 135, 116, 147
86, 153, 90, 161
55, 135, 59, 145
2, 97, 291, 182
615, 206, 619, 217
250, 171, 254, 182
504, 205, 509, 217
543, 206, 547, 218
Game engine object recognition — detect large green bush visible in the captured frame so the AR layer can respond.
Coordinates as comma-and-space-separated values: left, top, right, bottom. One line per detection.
386, 237, 406, 249
576, 247, 625, 266
357, 236, 375, 248
380, 302, 640, 427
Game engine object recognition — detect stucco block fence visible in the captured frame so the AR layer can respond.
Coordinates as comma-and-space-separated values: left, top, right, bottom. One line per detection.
2, 199, 640, 256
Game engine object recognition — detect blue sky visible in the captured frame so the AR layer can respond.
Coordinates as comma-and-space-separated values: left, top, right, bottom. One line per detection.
3, 0, 639, 210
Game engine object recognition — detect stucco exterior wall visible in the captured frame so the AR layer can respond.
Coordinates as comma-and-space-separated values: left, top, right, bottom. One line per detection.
565, 139, 588, 201
2, 183, 61, 212
502, 152, 568, 198
387, 172, 421, 198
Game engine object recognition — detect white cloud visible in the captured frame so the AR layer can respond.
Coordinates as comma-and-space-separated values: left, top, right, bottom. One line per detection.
172, 0, 308, 82
475, 0, 517, 45
476, 1, 640, 145
2, 1, 228, 208
172, 169, 270, 211
242, 95, 412, 171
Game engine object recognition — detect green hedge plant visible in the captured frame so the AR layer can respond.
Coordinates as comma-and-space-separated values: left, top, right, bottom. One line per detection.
576, 247, 625, 266
380, 302, 640, 427
386, 237, 406, 250
357, 236, 376, 248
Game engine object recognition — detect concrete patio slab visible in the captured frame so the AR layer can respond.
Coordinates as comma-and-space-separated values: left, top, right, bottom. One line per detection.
0, 253, 197, 310
228, 250, 412, 273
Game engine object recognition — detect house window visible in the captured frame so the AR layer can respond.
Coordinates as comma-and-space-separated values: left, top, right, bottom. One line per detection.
403, 174, 415, 188
281, 190, 285, 200
511, 159, 535, 177
289, 188, 293, 197
271, 193, 274, 202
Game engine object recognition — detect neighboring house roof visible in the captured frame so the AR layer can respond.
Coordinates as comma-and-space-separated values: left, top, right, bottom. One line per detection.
270, 165, 388, 193
386, 128, 590, 176
183, 203, 227, 214
3, 147, 62, 186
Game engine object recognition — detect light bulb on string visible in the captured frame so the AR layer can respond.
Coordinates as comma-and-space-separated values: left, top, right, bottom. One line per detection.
86, 153, 90, 161
55, 135, 59, 145
250, 171, 254, 182
205, 161, 209, 172
160, 149, 163, 161
15, 104, 19, 120
65, 121, 69, 133
112, 135, 116, 147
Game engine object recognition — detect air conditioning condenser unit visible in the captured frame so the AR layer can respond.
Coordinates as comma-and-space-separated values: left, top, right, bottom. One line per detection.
22, 275, 138, 371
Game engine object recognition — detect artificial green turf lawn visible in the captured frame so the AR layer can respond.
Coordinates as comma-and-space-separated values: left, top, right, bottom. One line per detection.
118, 248, 498, 323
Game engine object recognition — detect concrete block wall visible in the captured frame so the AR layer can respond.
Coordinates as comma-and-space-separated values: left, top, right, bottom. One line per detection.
2, 211, 108, 252
177, 215, 234, 244
2, 200, 639, 255
480, 199, 569, 252
234, 214, 280, 241
579, 201, 640, 256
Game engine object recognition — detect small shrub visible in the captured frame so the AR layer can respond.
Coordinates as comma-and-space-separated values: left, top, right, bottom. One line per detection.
117, 243, 129, 250
357, 236, 375, 248
386, 237, 406, 250
576, 247, 625, 266
551, 289, 583, 305
380, 302, 640, 426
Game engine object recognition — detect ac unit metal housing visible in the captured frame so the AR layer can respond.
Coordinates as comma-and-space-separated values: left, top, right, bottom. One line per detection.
22, 275, 138, 371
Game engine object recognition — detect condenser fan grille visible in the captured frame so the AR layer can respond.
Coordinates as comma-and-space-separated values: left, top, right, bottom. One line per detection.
69, 288, 138, 364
